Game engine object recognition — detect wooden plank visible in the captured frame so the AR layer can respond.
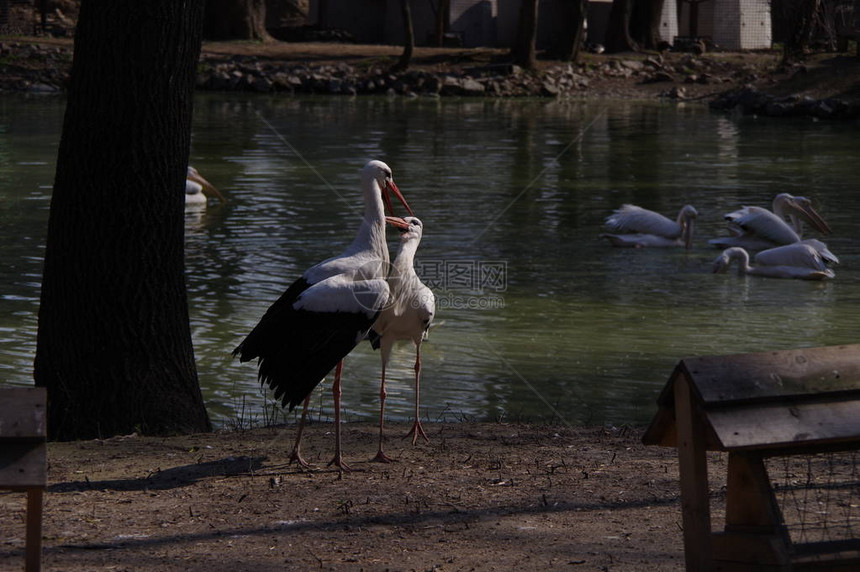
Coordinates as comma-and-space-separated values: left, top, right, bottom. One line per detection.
674, 373, 714, 571
792, 539, 860, 571
707, 398, 860, 451
0, 442, 47, 488
642, 366, 684, 447
712, 532, 790, 568
724, 452, 785, 533
643, 365, 735, 451
679, 345, 860, 406
25, 488, 43, 572
0, 387, 47, 439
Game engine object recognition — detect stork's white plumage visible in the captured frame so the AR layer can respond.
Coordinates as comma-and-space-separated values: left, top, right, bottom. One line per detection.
708, 193, 831, 250
233, 160, 413, 471
600, 204, 698, 249
367, 217, 435, 462
712, 243, 835, 280
185, 166, 226, 207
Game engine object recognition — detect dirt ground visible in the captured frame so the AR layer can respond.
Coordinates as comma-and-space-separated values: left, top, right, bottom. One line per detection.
1, 422, 706, 571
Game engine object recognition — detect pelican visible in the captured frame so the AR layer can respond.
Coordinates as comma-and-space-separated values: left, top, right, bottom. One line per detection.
185, 166, 226, 207
795, 238, 839, 266
232, 160, 413, 471
713, 244, 835, 280
600, 204, 698, 249
367, 217, 435, 462
708, 193, 831, 250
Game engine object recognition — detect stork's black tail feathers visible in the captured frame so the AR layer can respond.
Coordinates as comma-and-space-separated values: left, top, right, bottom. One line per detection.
366, 329, 382, 350
234, 308, 377, 411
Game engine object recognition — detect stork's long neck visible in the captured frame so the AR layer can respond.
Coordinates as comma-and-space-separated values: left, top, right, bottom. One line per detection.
391, 238, 419, 276
346, 177, 389, 264
388, 238, 420, 301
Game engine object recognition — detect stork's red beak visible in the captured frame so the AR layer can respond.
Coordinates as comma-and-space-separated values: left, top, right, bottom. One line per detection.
385, 216, 409, 230
382, 180, 414, 217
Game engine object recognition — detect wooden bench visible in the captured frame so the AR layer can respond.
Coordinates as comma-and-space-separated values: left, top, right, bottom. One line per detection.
643, 344, 860, 571
1, 387, 47, 572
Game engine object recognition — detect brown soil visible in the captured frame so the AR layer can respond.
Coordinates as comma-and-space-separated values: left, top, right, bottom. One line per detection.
1, 422, 701, 571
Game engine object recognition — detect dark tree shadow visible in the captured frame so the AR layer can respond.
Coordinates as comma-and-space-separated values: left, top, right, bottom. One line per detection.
48, 456, 267, 492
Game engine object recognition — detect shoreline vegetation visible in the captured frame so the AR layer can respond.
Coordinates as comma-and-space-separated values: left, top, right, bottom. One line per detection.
2, 37, 859, 118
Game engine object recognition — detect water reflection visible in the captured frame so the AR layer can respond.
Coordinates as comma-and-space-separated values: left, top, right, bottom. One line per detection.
2, 94, 858, 427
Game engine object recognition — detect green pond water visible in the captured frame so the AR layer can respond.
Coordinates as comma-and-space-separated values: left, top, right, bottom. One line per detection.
2, 93, 858, 427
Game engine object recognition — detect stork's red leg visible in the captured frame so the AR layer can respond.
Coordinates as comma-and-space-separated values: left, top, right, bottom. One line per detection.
327, 360, 353, 471
372, 362, 395, 462
288, 394, 312, 468
405, 345, 429, 445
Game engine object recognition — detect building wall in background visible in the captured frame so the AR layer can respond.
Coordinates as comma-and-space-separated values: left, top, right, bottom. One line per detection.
307, 0, 773, 50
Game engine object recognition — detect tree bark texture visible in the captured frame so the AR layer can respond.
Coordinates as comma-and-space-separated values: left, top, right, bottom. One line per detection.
546, 0, 587, 62
394, 0, 414, 71
35, 0, 212, 440
631, 0, 665, 50
512, 0, 539, 69
434, 0, 450, 47
784, 0, 823, 62
605, 0, 637, 53
204, 0, 269, 41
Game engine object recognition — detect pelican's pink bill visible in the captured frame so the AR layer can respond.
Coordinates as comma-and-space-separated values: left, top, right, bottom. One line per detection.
187, 168, 227, 203
796, 199, 831, 235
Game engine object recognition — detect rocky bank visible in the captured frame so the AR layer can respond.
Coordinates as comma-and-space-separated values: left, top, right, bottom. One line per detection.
2, 38, 860, 119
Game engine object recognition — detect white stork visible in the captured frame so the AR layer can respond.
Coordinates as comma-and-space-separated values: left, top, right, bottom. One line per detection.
366, 217, 436, 462
185, 166, 226, 207
600, 204, 698, 249
232, 160, 413, 471
712, 243, 835, 280
708, 193, 831, 251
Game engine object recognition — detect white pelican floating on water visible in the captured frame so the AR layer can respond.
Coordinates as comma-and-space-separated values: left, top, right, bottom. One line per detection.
708, 193, 831, 251
185, 166, 226, 207
712, 243, 835, 280
600, 204, 698, 249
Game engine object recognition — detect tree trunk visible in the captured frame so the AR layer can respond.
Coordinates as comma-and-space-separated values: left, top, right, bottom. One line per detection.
512, 0, 539, 69
35, 0, 212, 440
631, 0, 665, 50
265, 0, 307, 30
0, 1, 9, 28
434, 0, 450, 47
393, 0, 414, 72
547, 0, 588, 62
604, 0, 637, 53
689, 0, 706, 38
317, 0, 328, 28
203, 0, 269, 41
784, 0, 822, 63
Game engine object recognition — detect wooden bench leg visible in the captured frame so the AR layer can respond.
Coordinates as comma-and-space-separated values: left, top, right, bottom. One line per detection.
25, 488, 43, 572
674, 374, 713, 571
